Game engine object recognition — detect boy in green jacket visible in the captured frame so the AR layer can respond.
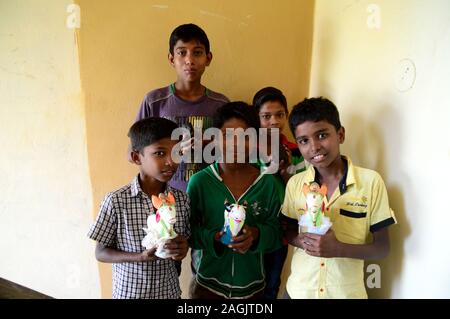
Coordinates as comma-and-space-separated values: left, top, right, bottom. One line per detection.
187, 102, 282, 299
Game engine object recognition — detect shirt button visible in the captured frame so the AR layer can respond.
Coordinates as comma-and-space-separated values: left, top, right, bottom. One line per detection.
155, 280, 159, 285
321, 262, 325, 267
320, 288, 324, 293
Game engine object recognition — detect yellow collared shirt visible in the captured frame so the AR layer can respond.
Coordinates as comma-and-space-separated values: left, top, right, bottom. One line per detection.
282, 156, 396, 299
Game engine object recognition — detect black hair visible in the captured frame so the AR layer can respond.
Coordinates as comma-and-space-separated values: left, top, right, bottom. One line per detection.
128, 117, 179, 153
252, 87, 288, 113
213, 102, 260, 130
169, 23, 210, 55
289, 97, 342, 135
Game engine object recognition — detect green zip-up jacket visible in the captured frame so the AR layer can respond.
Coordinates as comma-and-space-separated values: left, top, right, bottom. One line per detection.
187, 163, 282, 298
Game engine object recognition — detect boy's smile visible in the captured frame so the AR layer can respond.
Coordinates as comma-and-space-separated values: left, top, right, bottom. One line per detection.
294, 120, 345, 169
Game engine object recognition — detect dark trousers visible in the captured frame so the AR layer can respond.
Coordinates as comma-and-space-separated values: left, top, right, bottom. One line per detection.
263, 244, 288, 299
189, 278, 264, 299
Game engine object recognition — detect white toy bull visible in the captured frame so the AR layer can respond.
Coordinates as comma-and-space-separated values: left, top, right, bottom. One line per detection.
142, 192, 177, 258
298, 182, 332, 235
220, 200, 247, 245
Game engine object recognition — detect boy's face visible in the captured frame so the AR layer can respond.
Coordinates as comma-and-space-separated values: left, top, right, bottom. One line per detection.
258, 101, 287, 131
169, 40, 212, 84
131, 138, 179, 183
220, 118, 251, 163
294, 120, 345, 169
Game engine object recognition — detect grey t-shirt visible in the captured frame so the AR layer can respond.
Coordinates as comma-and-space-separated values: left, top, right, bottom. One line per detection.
135, 83, 229, 191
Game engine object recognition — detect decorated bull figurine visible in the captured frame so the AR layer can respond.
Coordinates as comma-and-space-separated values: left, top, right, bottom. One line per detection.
298, 182, 332, 235
220, 200, 247, 245
142, 192, 177, 258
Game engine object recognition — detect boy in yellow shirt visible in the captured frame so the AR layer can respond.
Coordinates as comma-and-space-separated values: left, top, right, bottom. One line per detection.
281, 97, 396, 298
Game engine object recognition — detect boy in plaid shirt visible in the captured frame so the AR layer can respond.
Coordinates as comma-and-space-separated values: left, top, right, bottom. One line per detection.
88, 117, 190, 298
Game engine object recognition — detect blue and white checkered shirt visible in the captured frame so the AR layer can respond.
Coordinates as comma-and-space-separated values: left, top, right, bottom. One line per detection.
88, 175, 190, 299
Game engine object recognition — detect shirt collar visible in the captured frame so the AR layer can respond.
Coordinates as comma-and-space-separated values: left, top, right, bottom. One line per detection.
306, 156, 356, 194
130, 175, 142, 197
130, 175, 172, 197
170, 83, 210, 96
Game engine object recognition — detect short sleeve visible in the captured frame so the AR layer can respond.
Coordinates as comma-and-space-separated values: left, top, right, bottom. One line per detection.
174, 192, 191, 240
369, 173, 397, 232
87, 193, 117, 247
135, 94, 152, 122
281, 176, 298, 220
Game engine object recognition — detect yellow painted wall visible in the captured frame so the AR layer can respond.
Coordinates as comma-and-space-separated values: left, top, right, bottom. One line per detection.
4, 0, 448, 299
75, 0, 314, 298
310, 0, 450, 297
0, 0, 100, 297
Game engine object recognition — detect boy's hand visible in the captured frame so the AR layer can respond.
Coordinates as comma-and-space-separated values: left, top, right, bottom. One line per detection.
302, 229, 342, 258
180, 137, 194, 155
290, 232, 307, 250
279, 145, 293, 183
164, 235, 189, 261
228, 225, 259, 255
139, 247, 158, 262
214, 231, 224, 242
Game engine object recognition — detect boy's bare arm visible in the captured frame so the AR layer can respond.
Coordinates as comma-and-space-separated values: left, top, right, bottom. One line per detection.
280, 214, 306, 250
95, 243, 157, 263
303, 227, 390, 260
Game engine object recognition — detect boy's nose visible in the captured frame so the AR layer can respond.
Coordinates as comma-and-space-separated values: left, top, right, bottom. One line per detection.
310, 139, 321, 152
270, 119, 280, 126
166, 155, 175, 167
185, 53, 194, 65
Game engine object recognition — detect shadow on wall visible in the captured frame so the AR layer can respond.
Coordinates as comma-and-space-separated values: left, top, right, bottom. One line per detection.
310, 17, 337, 98
346, 104, 411, 298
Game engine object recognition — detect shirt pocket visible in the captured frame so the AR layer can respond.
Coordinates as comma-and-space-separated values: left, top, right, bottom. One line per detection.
334, 209, 368, 243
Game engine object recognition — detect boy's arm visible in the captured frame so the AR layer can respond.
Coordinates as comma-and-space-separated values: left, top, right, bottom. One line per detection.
302, 227, 390, 260
95, 243, 158, 263
280, 214, 306, 250
187, 176, 225, 258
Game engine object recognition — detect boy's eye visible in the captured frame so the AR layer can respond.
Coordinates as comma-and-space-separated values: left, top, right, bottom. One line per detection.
260, 114, 271, 120
318, 133, 328, 139
275, 112, 286, 119
297, 138, 308, 145
154, 151, 165, 156
194, 50, 204, 56
176, 50, 186, 56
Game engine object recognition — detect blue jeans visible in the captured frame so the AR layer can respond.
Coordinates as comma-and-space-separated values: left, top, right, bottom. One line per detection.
264, 244, 288, 299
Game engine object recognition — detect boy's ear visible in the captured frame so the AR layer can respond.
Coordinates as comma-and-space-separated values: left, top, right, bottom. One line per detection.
130, 150, 142, 165
168, 52, 175, 67
338, 126, 345, 144
206, 52, 212, 66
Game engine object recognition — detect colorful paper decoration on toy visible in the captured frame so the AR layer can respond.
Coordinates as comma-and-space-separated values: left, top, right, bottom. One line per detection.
220, 200, 247, 245
142, 192, 177, 258
298, 182, 332, 235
